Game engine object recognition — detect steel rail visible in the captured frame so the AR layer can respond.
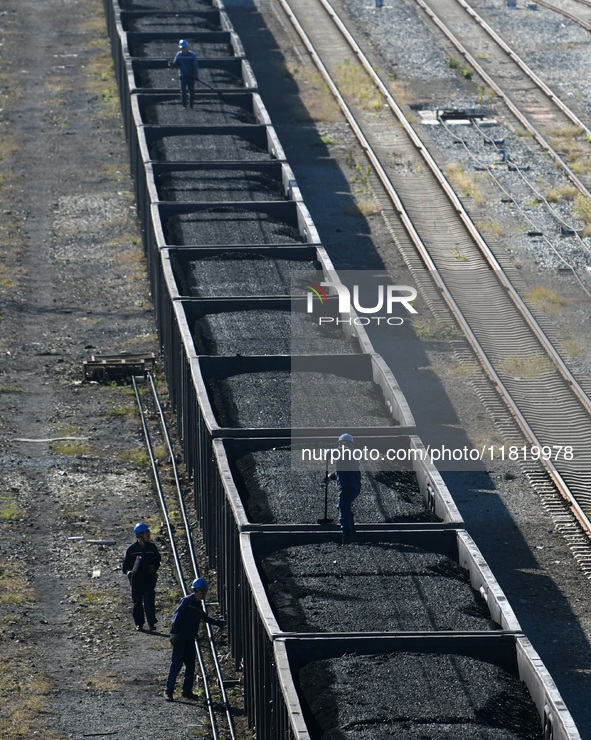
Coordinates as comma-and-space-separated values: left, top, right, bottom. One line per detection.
279, 0, 591, 535
131, 376, 222, 738
534, 0, 591, 29
429, 0, 591, 198
315, 0, 591, 420
146, 372, 237, 740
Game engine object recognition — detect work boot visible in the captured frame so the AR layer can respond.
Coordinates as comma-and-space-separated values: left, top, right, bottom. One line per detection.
135, 624, 144, 632
182, 691, 199, 700
164, 690, 174, 701
341, 533, 354, 545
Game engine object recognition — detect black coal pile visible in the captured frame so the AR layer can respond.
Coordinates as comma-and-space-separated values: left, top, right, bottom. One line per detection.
157, 168, 286, 202
130, 40, 233, 58
298, 652, 542, 739
172, 253, 318, 296
230, 447, 436, 524
125, 14, 221, 33
121, 0, 213, 9
258, 541, 499, 632
192, 309, 357, 356
165, 209, 303, 245
136, 67, 243, 90
150, 133, 272, 162
206, 371, 397, 429
143, 98, 257, 126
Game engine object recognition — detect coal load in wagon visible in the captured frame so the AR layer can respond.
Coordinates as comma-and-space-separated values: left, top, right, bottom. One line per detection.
120, 0, 215, 10
122, 13, 222, 33
142, 98, 257, 126
165, 209, 303, 246
171, 252, 318, 297
230, 447, 436, 524
192, 308, 356, 356
206, 370, 396, 429
258, 541, 499, 632
298, 652, 542, 739
128, 38, 233, 59
156, 168, 286, 203
135, 64, 244, 90
149, 133, 272, 163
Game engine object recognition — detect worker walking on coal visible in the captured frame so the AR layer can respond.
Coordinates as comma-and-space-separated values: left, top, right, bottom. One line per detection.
165, 578, 226, 701
327, 433, 362, 545
168, 39, 199, 109
122, 522, 161, 632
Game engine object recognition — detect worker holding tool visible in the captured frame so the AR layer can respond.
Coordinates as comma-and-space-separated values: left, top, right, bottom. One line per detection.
168, 39, 199, 109
122, 522, 161, 632
326, 433, 361, 545
165, 578, 226, 701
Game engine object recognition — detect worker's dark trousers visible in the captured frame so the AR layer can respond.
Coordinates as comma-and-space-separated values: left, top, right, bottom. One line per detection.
166, 638, 196, 694
338, 486, 360, 537
131, 577, 157, 628
180, 75, 196, 107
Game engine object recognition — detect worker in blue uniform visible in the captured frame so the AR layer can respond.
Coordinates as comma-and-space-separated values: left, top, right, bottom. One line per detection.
122, 522, 161, 631
165, 578, 226, 701
169, 39, 199, 109
327, 433, 362, 544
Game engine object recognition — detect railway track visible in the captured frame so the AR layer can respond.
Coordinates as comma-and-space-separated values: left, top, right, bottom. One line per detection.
278, 0, 591, 545
131, 373, 238, 740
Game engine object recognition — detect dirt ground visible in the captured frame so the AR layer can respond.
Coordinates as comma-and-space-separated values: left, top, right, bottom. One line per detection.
1, 0, 591, 738
0, 0, 243, 737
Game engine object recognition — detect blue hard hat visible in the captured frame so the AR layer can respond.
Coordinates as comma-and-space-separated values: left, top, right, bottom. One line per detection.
179, 39, 188, 48
192, 578, 209, 590
338, 433, 354, 445
134, 522, 150, 535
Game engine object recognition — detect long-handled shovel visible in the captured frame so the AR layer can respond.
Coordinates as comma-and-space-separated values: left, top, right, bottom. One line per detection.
197, 76, 227, 103
318, 456, 334, 525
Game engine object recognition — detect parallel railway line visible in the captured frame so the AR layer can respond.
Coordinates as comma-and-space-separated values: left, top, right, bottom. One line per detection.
102, 0, 586, 734
279, 0, 591, 543
132, 373, 238, 739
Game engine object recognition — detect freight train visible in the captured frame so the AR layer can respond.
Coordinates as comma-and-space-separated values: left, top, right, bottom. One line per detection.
102, 0, 580, 736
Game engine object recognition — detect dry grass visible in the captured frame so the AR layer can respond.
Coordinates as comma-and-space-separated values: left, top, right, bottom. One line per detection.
527, 284, 567, 315
574, 194, 591, 236
445, 162, 484, 206
558, 326, 585, 358
279, 63, 340, 122
335, 57, 384, 112
499, 354, 549, 378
